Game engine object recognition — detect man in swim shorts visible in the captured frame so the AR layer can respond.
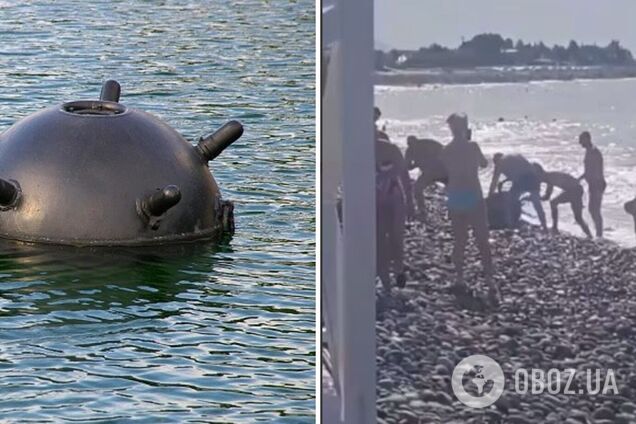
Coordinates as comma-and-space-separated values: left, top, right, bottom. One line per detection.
533, 163, 592, 237
440, 113, 497, 301
578, 131, 606, 237
375, 107, 413, 289
489, 153, 548, 231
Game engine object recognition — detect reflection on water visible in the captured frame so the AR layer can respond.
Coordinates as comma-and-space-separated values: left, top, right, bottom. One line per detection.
0, 240, 314, 422
0, 0, 314, 422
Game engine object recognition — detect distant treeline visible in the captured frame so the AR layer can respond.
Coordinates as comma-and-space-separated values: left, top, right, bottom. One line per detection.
376, 33, 635, 70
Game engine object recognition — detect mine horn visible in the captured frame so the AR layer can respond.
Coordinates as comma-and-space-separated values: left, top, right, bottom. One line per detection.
136, 185, 181, 230
0, 178, 20, 209
196, 121, 243, 162
100, 80, 121, 103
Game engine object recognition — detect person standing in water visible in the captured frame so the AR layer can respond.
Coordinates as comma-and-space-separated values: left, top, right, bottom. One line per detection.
489, 153, 548, 231
533, 163, 592, 237
375, 107, 413, 289
578, 131, 605, 237
440, 113, 497, 301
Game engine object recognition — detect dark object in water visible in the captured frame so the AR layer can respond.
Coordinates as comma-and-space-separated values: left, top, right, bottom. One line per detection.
625, 197, 636, 234
624, 197, 636, 216
486, 191, 521, 229
0, 80, 243, 246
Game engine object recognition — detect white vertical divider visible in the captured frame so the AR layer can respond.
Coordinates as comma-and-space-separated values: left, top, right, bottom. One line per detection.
337, 0, 376, 422
321, 0, 375, 422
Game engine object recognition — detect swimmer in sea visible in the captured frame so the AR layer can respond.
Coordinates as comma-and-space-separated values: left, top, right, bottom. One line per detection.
489, 153, 548, 231
375, 107, 414, 289
533, 163, 592, 237
578, 131, 606, 237
440, 113, 497, 301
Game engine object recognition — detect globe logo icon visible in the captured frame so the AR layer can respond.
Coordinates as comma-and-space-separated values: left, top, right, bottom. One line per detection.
471, 365, 489, 395
452, 355, 505, 408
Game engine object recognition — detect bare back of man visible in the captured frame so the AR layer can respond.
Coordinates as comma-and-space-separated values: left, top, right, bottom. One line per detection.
490, 153, 548, 230
535, 164, 592, 237
405, 136, 447, 219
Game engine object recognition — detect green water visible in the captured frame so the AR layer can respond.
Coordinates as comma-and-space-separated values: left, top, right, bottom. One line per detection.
0, 1, 315, 422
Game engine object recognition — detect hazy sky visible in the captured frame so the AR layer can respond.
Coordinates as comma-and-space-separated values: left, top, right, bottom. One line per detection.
375, 0, 636, 53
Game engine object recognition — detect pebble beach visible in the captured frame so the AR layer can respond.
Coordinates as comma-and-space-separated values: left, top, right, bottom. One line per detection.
377, 186, 636, 424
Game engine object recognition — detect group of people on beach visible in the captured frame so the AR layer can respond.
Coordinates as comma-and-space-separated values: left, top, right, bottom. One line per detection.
375, 106, 613, 304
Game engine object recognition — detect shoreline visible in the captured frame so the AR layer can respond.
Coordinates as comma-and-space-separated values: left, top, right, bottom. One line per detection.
376, 65, 636, 86
377, 187, 636, 423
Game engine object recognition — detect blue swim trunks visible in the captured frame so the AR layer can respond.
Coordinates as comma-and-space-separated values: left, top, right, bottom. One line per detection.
447, 190, 481, 211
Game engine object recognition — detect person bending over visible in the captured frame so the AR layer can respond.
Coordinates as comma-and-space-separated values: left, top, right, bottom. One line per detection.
489, 153, 548, 231
440, 113, 497, 301
404, 136, 447, 219
534, 163, 592, 237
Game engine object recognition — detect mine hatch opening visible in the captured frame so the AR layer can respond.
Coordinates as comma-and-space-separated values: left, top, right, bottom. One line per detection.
62, 101, 127, 116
